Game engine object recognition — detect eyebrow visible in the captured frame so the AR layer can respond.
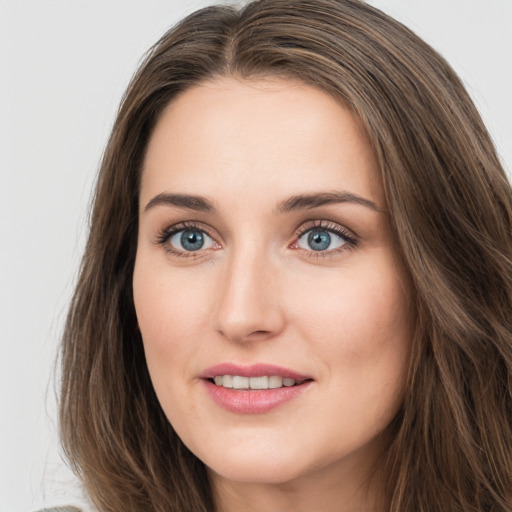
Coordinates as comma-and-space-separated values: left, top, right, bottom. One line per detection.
143, 190, 382, 214
144, 193, 215, 213
276, 191, 381, 213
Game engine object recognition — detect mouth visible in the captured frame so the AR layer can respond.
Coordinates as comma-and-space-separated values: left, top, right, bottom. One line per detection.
200, 363, 313, 414
210, 375, 309, 389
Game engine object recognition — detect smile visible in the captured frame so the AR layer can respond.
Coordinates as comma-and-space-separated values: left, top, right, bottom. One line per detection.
200, 364, 313, 414
212, 375, 302, 389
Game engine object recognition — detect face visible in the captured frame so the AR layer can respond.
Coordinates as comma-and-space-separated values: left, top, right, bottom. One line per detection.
133, 78, 412, 491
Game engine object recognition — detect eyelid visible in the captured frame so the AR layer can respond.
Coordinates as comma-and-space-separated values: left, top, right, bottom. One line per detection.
290, 219, 359, 255
154, 219, 358, 259
155, 220, 221, 258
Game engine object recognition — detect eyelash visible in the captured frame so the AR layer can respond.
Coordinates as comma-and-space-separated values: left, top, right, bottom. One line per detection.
155, 221, 217, 259
155, 219, 359, 259
292, 220, 359, 258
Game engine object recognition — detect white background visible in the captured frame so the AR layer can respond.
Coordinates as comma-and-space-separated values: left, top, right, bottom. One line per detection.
1, 1, 511, 511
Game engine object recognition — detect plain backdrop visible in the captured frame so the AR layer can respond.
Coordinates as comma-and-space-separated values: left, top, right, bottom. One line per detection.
1, 1, 511, 511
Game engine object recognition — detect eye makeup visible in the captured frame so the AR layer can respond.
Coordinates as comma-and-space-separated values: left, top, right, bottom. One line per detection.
154, 220, 221, 259
289, 219, 359, 259
154, 217, 359, 261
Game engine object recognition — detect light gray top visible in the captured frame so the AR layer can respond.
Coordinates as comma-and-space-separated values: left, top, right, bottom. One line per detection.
35, 508, 82, 512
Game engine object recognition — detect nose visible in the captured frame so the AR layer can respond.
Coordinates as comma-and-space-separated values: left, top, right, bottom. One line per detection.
214, 248, 286, 343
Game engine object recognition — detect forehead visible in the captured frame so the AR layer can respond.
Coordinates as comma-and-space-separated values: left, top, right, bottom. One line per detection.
140, 77, 383, 209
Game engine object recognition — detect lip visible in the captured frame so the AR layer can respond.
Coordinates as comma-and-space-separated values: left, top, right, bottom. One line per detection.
199, 363, 313, 414
199, 363, 311, 381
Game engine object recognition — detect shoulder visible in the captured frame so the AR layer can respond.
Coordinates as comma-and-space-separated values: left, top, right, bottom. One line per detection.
34, 508, 82, 512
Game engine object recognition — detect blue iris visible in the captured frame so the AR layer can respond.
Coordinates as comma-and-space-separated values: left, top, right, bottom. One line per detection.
180, 230, 205, 251
307, 229, 331, 251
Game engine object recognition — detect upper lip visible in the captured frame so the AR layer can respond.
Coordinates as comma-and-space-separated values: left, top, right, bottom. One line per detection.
199, 363, 312, 381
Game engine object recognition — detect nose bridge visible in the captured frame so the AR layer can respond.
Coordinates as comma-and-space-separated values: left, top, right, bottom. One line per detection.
215, 241, 284, 342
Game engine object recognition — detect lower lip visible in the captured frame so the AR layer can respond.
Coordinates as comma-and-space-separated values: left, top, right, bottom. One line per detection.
202, 380, 312, 414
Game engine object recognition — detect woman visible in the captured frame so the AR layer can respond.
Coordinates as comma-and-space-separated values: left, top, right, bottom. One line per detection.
58, 0, 512, 510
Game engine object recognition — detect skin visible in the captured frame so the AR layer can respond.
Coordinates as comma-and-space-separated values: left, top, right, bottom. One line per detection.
133, 77, 413, 512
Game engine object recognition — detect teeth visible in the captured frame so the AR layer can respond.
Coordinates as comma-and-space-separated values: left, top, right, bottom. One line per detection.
212, 375, 297, 389
249, 376, 268, 389
268, 376, 283, 388
232, 376, 249, 389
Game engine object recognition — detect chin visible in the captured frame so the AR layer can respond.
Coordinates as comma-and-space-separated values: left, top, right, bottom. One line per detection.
186, 436, 293, 481
193, 437, 325, 485
208, 458, 307, 485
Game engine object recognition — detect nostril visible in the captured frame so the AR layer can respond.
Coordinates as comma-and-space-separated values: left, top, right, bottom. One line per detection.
251, 330, 271, 337
218, 328, 274, 343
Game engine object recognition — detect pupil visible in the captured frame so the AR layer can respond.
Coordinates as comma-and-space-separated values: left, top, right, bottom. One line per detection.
181, 230, 204, 251
308, 229, 331, 251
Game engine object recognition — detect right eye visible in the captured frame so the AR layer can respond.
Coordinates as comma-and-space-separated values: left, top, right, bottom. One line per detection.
168, 228, 216, 252
155, 221, 221, 259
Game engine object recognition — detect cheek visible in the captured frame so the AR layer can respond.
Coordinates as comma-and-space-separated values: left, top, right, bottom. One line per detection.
132, 256, 214, 398
134, 256, 211, 342
289, 256, 412, 392
337, 276, 410, 353
295, 263, 409, 335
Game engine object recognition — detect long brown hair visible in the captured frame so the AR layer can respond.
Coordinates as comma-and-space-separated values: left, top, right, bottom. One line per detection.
60, 0, 512, 510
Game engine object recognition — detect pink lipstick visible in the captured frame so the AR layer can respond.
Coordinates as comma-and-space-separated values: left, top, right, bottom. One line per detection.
199, 363, 313, 414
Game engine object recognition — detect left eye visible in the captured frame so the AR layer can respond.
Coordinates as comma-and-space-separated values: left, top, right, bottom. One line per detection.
297, 228, 347, 252
169, 229, 215, 252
